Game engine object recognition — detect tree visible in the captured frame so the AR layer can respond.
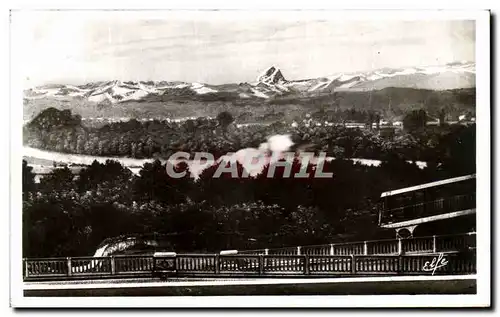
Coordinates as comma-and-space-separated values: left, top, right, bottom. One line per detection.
22, 160, 36, 193
403, 109, 428, 132
133, 160, 194, 205
332, 92, 343, 111
216, 111, 234, 136
375, 113, 381, 130
438, 108, 446, 127
118, 136, 130, 156
27, 107, 82, 132
76, 160, 133, 193
76, 134, 86, 154
130, 142, 138, 158
39, 166, 74, 192
438, 125, 476, 175
367, 111, 374, 130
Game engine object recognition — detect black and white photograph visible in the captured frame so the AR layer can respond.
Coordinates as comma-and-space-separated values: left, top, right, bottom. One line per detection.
9, 9, 491, 307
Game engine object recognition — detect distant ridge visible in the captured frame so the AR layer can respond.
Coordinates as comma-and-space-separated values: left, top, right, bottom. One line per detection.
23, 62, 475, 109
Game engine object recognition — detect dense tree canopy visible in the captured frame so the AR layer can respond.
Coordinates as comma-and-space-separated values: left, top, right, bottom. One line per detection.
22, 108, 476, 258
403, 109, 429, 132
22, 143, 474, 258
24, 108, 475, 164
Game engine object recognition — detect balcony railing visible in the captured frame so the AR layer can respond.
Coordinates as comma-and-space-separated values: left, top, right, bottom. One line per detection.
380, 193, 476, 225
23, 251, 476, 281
238, 232, 476, 257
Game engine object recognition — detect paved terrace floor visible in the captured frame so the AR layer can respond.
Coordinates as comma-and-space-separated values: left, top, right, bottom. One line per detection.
24, 275, 477, 296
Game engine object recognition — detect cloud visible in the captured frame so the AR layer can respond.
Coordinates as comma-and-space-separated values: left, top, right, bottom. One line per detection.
13, 12, 476, 87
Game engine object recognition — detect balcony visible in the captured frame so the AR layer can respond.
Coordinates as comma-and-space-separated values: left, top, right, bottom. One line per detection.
380, 193, 476, 227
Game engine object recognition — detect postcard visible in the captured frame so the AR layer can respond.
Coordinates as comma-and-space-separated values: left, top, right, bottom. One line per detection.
9, 9, 491, 308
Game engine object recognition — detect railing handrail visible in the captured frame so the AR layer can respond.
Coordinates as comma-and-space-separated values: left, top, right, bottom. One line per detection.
24, 253, 476, 263
23, 232, 476, 265
113, 254, 156, 258
238, 231, 476, 254
176, 253, 218, 257
24, 257, 70, 261
352, 251, 461, 258
69, 256, 111, 260
24, 251, 477, 280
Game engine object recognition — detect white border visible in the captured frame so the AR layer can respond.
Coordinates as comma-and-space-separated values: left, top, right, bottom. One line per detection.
8, 8, 490, 308
24, 275, 477, 290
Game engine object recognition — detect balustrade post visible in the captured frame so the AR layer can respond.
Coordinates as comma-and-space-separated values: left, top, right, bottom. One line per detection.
432, 235, 437, 253
259, 255, 264, 275
304, 255, 310, 275
172, 255, 177, 273
330, 244, 334, 256
398, 256, 403, 274
214, 255, 220, 274
264, 249, 269, 255
23, 259, 29, 279
66, 257, 72, 276
110, 256, 116, 275
152, 256, 157, 275
363, 241, 368, 255
351, 255, 356, 275
397, 238, 403, 255
297, 246, 301, 255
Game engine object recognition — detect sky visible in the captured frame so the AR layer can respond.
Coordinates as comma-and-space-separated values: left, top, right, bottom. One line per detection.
12, 11, 475, 87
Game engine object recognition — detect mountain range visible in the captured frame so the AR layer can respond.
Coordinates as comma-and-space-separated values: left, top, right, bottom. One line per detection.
24, 62, 475, 104
22, 62, 476, 122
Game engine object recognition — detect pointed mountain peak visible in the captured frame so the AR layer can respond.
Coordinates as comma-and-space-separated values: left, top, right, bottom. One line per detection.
257, 66, 286, 84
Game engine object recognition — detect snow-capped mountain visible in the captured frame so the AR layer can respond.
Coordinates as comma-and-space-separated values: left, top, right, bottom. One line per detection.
25, 80, 222, 104
253, 61, 475, 95
256, 66, 287, 84
24, 62, 475, 104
